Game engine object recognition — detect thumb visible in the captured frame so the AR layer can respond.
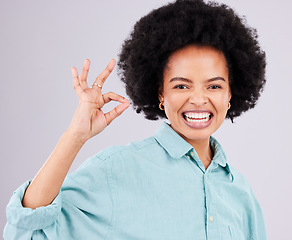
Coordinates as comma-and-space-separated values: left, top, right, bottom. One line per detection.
104, 99, 130, 126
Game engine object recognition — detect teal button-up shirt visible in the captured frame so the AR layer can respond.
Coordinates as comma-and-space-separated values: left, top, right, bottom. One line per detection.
4, 122, 266, 239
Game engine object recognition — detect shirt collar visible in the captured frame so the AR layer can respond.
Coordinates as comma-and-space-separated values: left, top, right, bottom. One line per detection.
154, 122, 193, 159
154, 122, 234, 181
209, 136, 234, 181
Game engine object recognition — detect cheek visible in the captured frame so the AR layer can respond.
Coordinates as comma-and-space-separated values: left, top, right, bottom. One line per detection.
213, 92, 230, 111
163, 93, 186, 120
223, 93, 231, 104
164, 93, 184, 110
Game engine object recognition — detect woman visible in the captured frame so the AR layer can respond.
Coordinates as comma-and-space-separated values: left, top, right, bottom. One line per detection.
4, 0, 267, 239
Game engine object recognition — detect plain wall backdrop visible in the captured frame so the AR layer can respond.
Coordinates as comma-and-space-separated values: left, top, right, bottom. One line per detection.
1, 0, 291, 239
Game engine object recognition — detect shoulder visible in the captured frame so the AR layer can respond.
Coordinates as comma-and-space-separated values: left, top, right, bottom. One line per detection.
95, 136, 159, 161
67, 136, 160, 189
229, 165, 248, 183
227, 164, 255, 194
76, 136, 160, 170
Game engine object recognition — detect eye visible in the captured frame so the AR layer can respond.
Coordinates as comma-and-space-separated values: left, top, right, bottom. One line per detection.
208, 85, 222, 90
174, 84, 187, 89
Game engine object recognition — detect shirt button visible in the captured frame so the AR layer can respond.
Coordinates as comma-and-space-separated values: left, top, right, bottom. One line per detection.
190, 151, 195, 157
209, 216, 214, 222
186, 155, 190, 159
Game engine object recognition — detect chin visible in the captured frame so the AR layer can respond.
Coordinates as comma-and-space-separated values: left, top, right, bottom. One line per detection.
183, 130, 213, 143
171, 123, 214, 143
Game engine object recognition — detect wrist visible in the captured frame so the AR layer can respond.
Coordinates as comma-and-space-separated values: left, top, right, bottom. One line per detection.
62, 129, 88, 146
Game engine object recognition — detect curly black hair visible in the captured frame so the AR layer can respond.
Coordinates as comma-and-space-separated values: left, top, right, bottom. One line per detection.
118, 0, 266, 121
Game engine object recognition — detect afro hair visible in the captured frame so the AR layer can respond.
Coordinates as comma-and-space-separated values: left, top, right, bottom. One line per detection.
118, 0, 266, 121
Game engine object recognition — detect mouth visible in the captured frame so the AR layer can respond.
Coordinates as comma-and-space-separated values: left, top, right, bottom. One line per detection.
182, 111, 213, 128
183, 112, 212, 122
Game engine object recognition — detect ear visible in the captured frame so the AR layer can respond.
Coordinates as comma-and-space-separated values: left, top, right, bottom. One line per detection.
228, 89, 232, 102
158, 86, 164, 102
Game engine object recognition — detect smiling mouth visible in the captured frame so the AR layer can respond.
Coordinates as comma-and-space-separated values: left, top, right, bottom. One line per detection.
183, 112, 213, 123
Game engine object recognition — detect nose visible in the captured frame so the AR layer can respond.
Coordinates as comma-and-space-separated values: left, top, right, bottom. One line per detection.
188, 88, 208, 107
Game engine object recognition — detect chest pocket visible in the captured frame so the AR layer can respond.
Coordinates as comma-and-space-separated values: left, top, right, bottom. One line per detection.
220, 226, 245, 240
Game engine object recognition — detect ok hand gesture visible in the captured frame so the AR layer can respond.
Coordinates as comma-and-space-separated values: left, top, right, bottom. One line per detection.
67, 59, 130, 143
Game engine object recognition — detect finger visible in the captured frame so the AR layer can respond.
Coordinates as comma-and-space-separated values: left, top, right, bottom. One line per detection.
104, 100, 130, 126
102, 92, 128, 104
79, 59, 91, 89
91, 82, 103, 91
93, 59, 116, 88
72, 67, 83, 96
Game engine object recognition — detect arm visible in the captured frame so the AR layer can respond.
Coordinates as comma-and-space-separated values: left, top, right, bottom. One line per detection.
22, 59, 129, 209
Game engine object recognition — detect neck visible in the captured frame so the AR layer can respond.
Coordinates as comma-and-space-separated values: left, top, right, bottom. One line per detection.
189, 138, 213, 170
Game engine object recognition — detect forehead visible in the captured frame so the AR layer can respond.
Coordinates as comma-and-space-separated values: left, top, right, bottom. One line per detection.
164, 45, 229, 79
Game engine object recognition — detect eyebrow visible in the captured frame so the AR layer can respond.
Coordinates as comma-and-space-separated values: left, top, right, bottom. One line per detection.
169, 77, 192, 83
169, 76, 226, 83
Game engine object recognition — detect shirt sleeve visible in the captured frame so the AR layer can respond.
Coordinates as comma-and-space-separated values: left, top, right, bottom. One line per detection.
4, 180, 61, 239
4, 155, 114, 240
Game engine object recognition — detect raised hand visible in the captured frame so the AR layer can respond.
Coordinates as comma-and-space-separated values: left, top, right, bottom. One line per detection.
22, 59, 130, 209
67, 59, 130, 143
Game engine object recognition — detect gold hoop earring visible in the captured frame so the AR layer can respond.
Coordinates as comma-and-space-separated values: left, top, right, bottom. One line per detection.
159, 102, 164, 111
228, 102, 231, 110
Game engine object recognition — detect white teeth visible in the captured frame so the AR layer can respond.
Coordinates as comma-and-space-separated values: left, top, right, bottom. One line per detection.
184, 112, 211, 123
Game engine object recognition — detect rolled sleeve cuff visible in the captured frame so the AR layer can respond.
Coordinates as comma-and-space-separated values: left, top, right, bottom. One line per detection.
6, 181, 62, 230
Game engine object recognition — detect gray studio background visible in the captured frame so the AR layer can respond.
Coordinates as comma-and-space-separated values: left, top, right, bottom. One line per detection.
0, 0, 291, 239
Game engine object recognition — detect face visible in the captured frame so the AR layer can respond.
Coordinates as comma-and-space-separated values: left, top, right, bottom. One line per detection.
159, 45, 231, 145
